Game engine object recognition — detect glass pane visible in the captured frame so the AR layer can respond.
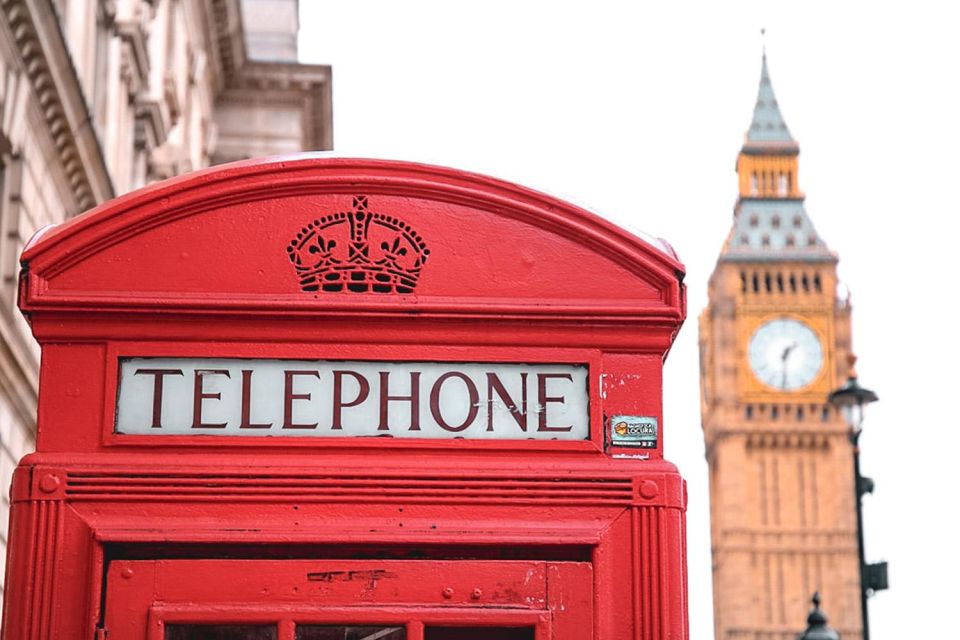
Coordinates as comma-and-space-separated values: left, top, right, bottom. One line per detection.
296, 627, 406, 640
165, 626, 277, 640
424, 628, 534, 640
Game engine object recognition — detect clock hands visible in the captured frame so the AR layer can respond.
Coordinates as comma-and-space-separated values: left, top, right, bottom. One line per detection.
780, 341, 798, 388
750, 319, 823, 391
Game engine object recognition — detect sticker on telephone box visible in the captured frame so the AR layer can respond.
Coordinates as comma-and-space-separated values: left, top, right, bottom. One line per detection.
610, 415, 658, 448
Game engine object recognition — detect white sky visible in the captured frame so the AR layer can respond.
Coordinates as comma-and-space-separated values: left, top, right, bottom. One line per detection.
298, 2, 960, 637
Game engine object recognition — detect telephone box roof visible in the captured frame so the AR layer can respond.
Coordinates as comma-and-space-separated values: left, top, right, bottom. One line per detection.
20, 156, 685, 327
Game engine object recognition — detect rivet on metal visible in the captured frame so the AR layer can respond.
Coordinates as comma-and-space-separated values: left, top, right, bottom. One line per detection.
121, 568, 134, 580
639, 480, 659, 499
441, 587, 454, 599
471, 588, 483, 600
38, 474, 60, 494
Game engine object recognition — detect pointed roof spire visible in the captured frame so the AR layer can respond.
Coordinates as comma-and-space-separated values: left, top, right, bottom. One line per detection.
745, 50, 798, 151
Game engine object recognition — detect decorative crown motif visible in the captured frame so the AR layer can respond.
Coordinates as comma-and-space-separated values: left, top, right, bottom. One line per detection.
287, 196, 429, 294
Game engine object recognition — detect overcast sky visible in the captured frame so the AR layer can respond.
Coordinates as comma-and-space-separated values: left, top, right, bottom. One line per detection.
299, 2, 959, 637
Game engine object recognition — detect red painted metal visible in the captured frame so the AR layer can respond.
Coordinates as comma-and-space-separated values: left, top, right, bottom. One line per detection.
1, 156, 688, 639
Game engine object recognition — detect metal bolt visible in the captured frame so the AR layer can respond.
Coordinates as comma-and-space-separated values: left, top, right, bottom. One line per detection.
471, 588, 483, 600
121, 568, 134, 580
639, 480, 659, 499
39, 474, 60, 494
442, 587, 454, 599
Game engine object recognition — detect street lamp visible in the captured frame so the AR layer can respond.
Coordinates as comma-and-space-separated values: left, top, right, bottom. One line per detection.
827, 355, 887, 640
798, 592, 840, 640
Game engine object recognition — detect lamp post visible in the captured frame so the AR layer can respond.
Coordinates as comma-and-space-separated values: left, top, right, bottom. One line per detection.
827, 355, 886, 640
798, 592, 840, 640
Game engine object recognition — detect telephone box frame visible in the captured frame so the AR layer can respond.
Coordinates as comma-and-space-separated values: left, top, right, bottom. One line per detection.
2, 156, 688, 640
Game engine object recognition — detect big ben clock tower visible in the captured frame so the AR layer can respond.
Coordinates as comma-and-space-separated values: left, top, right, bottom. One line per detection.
699, 54, 863, 640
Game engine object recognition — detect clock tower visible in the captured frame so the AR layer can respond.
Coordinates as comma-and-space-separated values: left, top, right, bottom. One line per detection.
699, 55, 863, 640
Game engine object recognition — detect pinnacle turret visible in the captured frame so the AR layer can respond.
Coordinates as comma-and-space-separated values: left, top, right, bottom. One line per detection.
723, 52, 833, 263
745, 54, 798, 151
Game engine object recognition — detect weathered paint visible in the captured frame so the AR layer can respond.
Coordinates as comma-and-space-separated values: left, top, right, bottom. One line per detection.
2, 156, 687, 639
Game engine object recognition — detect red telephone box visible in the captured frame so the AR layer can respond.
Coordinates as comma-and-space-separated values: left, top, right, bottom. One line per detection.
2, 157, 688, 640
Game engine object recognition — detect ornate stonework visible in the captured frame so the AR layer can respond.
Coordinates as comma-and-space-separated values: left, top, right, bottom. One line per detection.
0, 0, 331, 594
700, 56, 862, 640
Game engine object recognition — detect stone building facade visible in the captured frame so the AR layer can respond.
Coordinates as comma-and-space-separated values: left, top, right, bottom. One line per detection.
699, 56, 862, 640
0, 0, 331, 592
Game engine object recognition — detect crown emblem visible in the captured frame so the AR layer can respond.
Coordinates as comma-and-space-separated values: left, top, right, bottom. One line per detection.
287, 196, 429, 294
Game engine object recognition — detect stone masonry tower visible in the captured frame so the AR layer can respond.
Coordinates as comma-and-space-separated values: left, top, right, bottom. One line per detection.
699, 54, 863, 640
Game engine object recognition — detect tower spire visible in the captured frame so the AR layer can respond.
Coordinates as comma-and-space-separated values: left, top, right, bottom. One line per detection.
745, 51, 796, 149
723, 49, 833, 261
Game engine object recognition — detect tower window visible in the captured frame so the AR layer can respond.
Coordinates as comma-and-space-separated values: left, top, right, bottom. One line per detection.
750, 214, 759, 228
776, 273, 784, 293
788, 172, 794, 193
785, 235, 796, 247
813, 273, 822, 292
797, 406, 804, 420
802, 274, 810, 292
740, 271, 747, 293
761, 234, 771, 248
821, 406, 830, 422
751, 173, 758, 195
789, 274, 797, 292
808, 235, 818, 246
740, 233, 750, 246
771, 405, 779, 419
771, 215, 781, 229
752, 273, 760, 293
793, 215, 803, 228
746, 405, 754, 420
778, 174, 788, 195
764, 272, 772, 292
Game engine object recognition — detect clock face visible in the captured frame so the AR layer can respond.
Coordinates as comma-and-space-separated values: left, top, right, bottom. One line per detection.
748, 318, 824, 391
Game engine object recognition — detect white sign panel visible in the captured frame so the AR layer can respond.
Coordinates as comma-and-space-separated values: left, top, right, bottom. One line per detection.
116, 358, 589, 440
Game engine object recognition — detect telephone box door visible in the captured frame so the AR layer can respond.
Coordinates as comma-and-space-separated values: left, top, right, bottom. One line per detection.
103, 559, 593, 640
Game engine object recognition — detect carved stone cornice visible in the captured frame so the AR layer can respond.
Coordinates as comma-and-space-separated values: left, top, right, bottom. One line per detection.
207, 1, 333, 152
134, 98, 165, 151
208, 0, 244, 91
220, 61, 332, 150
115, 18, 151, 98
1, 0, 114, 211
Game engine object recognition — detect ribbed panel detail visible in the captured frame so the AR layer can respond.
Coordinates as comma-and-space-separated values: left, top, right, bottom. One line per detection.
634, 505, 678, 639
25, 501, 61, 639
66, 472, 634, 506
